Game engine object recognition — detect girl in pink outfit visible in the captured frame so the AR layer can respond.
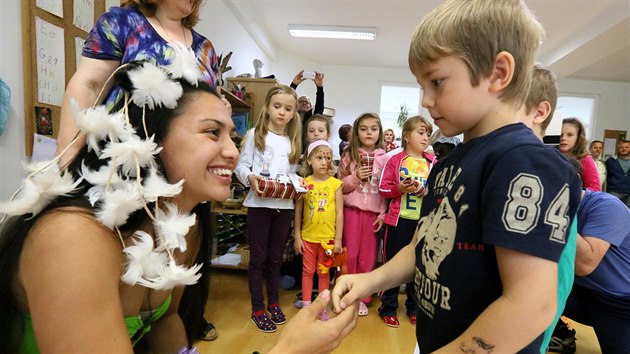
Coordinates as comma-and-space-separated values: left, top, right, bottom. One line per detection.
560, 118, 601, 191
338, 112, 387, 316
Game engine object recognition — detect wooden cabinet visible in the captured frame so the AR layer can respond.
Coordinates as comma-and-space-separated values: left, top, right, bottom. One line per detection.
210, 203, 248, 270
226, 77, 279, 126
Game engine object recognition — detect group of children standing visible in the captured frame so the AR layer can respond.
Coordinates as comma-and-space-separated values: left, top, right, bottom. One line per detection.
234, 82, 437, 332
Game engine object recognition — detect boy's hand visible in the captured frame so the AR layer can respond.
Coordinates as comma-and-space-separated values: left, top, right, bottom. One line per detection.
270, 290, 357, 354
331, 274, 374, 315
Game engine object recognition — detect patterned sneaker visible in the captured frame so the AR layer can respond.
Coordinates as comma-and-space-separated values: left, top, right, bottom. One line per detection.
547, 318, 577, 354
382, 315, 400, 328
408, 313, 417, 326
251, 311, 277, 333
267, 304, 287, 325
358, 302, 369, 316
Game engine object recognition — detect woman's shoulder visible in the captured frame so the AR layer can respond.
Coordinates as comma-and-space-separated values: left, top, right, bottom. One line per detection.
26, 207, 121, 256
99, 5, 143, 22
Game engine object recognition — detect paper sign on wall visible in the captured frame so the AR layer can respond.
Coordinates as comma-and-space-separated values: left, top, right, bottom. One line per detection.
37, 0, 63, 18
35, 17, 65, 106
73, 0, 95, 33
604, 138, 617, 157
105, 0, 120, 11
75, 36, 85, 72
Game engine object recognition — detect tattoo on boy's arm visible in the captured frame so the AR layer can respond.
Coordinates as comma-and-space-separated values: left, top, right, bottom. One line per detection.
459, 337, 495, 353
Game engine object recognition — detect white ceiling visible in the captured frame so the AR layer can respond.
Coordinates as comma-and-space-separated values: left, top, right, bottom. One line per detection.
221, 0, 630, 83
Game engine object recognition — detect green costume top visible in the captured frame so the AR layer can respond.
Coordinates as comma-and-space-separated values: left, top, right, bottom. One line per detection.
18, 295, 172, 353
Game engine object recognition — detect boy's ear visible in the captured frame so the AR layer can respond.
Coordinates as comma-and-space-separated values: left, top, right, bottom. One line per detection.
488, 51, 515, 94
533, 100, 552, 125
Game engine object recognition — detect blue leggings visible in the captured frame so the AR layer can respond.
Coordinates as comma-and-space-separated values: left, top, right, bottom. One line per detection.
563, 285, 630, 353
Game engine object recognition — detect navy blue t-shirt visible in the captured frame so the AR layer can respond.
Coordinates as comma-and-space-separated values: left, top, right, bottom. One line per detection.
414, 123, 581, 353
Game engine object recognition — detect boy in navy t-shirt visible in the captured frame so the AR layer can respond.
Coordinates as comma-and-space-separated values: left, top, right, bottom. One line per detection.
332, 1, 582, 353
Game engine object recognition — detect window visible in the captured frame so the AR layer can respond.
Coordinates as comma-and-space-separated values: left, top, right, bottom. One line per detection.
548, 94, 599, 139
378, 83, 428, 138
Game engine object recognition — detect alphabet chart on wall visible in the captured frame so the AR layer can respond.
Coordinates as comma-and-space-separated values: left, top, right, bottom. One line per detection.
22, 0, 112, 155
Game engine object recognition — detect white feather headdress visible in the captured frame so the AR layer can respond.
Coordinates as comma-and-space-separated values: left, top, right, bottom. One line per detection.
0, 59, 205, 290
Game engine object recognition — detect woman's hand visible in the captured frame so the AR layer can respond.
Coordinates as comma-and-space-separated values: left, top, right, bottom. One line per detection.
314, 72, 324, 87
270, 290, 357, 354
292, 70, 306, 86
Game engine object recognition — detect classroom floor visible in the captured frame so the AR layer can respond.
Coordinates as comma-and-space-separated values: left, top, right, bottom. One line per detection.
197, 269, 602, 354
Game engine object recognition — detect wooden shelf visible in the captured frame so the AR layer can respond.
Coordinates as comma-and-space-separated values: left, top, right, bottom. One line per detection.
210, 244, 248, 270
221, 88, 250, 110
226, 77, 279, 126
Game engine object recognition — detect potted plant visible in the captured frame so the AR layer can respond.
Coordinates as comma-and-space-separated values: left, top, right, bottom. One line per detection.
397, 104, 410, 128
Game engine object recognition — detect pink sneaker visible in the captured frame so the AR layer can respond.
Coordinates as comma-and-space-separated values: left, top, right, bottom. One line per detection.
319, 309, 330, 321
358, 302, 368, 316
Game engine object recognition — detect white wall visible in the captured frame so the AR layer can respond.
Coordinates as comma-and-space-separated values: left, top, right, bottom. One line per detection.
0, 0, 27, 201
557, 78, 630, 140
194, 1, 271, 81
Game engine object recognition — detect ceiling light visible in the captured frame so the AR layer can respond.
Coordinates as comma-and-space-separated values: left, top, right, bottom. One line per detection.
288, 25, 377, 40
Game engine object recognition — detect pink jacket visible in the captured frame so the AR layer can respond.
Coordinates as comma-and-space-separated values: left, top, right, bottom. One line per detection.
379, 150, 435, 226
338, 148, 387, 219
581, 155, 601, 191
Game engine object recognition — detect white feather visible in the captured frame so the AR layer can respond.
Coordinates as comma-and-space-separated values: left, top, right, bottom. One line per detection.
129, 63, 183, 109
0, 169, 81, 216
166, 42, 201, 86
71, 99, 133, 154
121, 231, 169, 285
95, 181, 143, 229
100, 135, 161, 177
142, 168, 183, 202
154, 203, 196, 252
140, 262, 202, 290
23, 160, 60, 174
80, 162, 123, 186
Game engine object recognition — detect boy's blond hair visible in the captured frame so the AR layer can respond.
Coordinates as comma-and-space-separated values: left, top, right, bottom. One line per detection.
525, 63, 558, 133
409, 0, 545, 107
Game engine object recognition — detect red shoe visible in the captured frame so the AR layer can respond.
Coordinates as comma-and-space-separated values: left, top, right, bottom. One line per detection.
382, 315, 400, 328
409, 314, 417, 326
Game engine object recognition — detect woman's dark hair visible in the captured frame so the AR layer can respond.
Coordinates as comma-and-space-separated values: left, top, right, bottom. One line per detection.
0, 63, 219, 352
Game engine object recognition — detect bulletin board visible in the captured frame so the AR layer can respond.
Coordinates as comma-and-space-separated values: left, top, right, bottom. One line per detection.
603, 129, 627, 158
21, 0, 116, 156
